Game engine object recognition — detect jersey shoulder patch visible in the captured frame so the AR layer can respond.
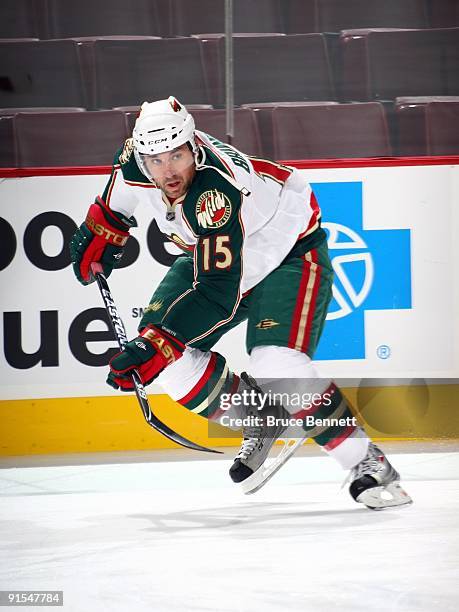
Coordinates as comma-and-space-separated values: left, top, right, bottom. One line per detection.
114, 140, 150, 185
119, 138, 134, 165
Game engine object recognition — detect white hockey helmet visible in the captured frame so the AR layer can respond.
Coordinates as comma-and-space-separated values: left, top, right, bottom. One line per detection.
132, 96, 197, 180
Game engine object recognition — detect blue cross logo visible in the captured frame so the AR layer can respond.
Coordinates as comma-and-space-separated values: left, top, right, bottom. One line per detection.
313, 182, 412, 361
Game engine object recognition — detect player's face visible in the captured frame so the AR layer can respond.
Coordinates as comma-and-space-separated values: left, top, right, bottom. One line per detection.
143, 144, 196, 199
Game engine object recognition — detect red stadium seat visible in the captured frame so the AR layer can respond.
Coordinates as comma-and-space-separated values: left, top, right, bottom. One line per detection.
0, 0, 47, 39
242, 101, 338, 159
45, 0, 168, 38
270, 102, 391, 160
0, 116, 15, 166
170, 0, 283, 36
426, 101, 459, 155
317, 0, 427, 32
53, 36, 162, 110
192, 108, 263, 156
93, 38, 211, 109
429, 0, 459, 29
282, 0, 318, 34
14, 111, 129, 167
201, 34, 335, 107
340, 27, 459, 102
0, 40, 88, 108
395, 96, 459, 156
282, 0, 427, 34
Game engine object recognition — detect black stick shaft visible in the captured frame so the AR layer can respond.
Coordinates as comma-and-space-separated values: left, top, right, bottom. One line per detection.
90, 264, 221, 454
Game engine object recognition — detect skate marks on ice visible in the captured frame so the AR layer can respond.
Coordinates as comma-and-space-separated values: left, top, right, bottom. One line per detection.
0, 451, 458, 612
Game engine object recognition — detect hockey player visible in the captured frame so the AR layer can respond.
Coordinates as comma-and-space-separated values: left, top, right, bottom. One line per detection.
69, 97, 412, 510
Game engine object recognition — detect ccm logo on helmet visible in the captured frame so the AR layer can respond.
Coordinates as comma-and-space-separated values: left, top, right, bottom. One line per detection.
85, 215, 129, 246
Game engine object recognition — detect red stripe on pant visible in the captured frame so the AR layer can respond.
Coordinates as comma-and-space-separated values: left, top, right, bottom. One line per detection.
287, 248, 320, 352
178, 352, 218, 406
209, 373, 240, 422
323, 424, 356, 451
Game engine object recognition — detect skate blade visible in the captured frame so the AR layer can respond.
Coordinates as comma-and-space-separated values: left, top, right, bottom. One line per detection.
241, 436, 307, 495
357, 482, 413, 510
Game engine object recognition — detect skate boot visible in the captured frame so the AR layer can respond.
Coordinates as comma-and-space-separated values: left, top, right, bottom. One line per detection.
349, 442, 413, 510
229, 373, 307, 494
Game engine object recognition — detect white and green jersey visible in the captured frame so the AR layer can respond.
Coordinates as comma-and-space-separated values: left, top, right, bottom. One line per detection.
101, 131, 324, 344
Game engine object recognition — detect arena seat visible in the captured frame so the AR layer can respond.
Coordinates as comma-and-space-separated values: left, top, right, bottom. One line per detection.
0, 40, 88, 108
93, 38, 211, 109
281, 0, 318, 34
0, 107, 86, 115
0, 116, 15, 166
169, 0, 283, 36
44, 0, 168, 38
340, 27, 459, 102
429, 0, 459, 28
396, 96, 459, 156
191, 108, 263, 156
426, 101, 459, 155
14, 111, 129, 167
242, 101, 338, 159
0, 0, 47, 39
54, 36, 162, 110
316, 0, 427, 32
201, 34, 334, 107
270, 102, 391, 160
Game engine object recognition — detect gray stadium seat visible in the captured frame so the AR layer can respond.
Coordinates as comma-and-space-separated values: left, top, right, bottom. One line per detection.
340, 28, 459, 102
15, 111, 129, 167
170, 0, 283, 36
0, 40, 88, 108
201, 34, 335, 107
93, 38, 211, 108
45, 0, 168, 38
270, 102, 391, 160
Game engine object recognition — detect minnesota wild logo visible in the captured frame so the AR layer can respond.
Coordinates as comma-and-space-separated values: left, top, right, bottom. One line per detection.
196, 190, 232, 229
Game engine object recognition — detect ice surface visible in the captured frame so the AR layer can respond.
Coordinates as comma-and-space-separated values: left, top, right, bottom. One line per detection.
0, 447, 458, 612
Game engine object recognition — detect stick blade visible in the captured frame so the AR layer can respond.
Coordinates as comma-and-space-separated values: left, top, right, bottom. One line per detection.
146, 411, 223, 454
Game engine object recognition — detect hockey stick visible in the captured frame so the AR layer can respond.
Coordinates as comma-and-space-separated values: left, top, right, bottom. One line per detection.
90, 263, 221, 454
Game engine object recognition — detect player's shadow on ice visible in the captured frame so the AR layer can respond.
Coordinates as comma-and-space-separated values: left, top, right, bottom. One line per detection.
129, 502, 394, 536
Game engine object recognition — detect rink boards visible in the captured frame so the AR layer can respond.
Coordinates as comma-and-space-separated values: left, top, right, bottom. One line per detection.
1, 157, 458, 454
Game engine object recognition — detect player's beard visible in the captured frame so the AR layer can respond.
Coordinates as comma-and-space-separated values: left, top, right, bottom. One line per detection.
161, 169, 195, 199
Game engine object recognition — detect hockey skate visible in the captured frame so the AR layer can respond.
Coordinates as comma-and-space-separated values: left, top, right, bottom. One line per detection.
229, 373, 308, 495
349, 442, 413, 510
